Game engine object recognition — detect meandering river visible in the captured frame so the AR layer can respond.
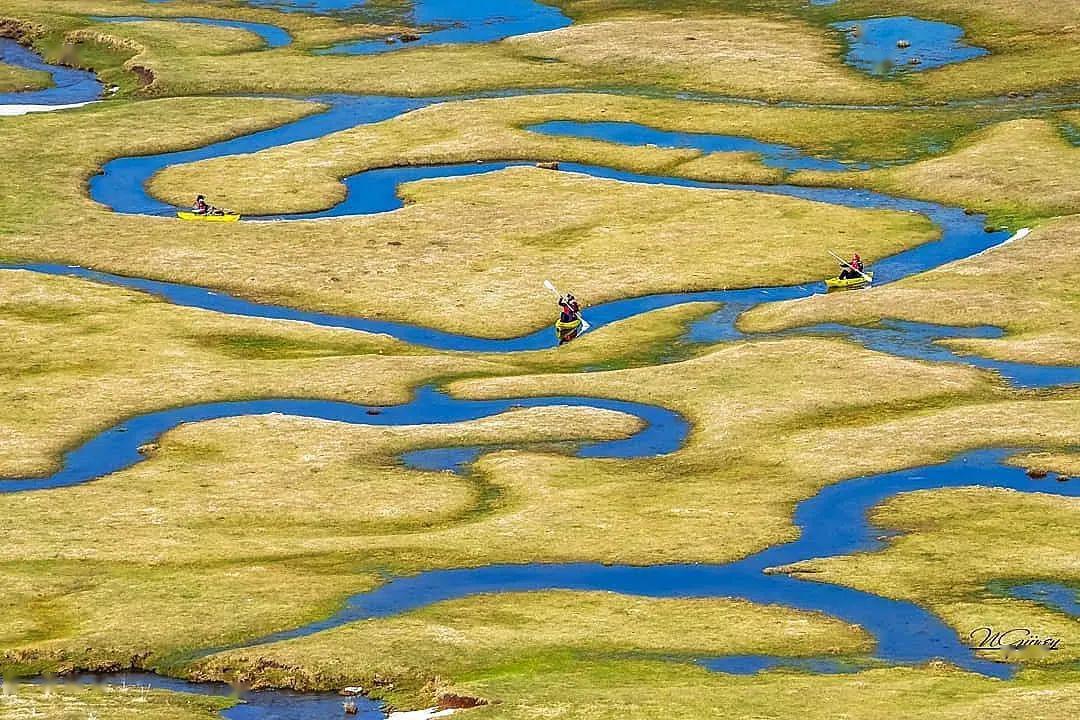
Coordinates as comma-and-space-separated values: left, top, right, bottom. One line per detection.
2, 5, 1077, 717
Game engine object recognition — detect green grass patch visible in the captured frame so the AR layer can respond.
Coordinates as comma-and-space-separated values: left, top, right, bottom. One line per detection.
191, 332, 390, 360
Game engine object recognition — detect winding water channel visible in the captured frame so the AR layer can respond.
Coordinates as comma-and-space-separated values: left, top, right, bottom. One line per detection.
0, 38, 102, 113
2, 6, 1079, 718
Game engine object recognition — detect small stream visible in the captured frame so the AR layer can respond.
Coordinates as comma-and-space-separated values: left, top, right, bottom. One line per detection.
34, 673, 382, 720
221, 448, 1076, 681
0, 385, 687, 494
0, 38, 101, 112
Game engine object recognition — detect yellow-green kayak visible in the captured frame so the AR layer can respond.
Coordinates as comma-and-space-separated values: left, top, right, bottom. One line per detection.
825, 271, 873, 290
177, 211, 241, 223
555, 317, 583, 344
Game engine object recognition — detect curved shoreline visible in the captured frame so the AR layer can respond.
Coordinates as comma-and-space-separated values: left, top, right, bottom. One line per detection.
217, 448, 1076, 680
0, 38, 102, 111
0, 385, 687, 493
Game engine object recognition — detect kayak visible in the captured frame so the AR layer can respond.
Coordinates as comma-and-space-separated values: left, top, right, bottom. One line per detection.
555, 316, 583, 344
825, 271, 873, 290
177, 211, 241, 222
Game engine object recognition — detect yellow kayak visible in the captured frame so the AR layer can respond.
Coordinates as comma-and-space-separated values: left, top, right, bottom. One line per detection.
555, 317, 583, 344
825, 271, 873, 290
177, 211, 241, 222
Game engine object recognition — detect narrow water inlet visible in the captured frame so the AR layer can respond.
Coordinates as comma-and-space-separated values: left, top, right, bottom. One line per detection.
0, 38, 102, 107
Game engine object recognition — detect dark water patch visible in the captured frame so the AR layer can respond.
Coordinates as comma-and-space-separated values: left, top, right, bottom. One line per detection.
401, 446, 485, 473
699, 655, 864, 674
1060, 121, 1080, 146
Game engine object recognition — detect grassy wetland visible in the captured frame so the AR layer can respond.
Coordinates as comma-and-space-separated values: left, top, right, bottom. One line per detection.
0, 0, 1079, 718
0, 62, 46, 93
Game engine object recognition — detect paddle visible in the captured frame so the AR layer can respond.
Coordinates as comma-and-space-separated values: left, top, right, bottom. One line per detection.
828, 249, 873, 283
543, 279, 590, 332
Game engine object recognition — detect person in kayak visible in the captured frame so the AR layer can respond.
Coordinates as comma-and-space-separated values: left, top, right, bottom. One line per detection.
192, 195, 225, 216
559, 293, 580, 319
556, 293, 583, 345
838, 253, 865, 280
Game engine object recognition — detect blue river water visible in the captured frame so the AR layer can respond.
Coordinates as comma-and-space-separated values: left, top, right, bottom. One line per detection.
93, 16, 294, 49
318, 0, 572, 55
1007, 582, 1080, 617
834, 17, 989, 76
0, 38, 102, 106
0, 385, 686, 493
229, 448, 1075, 680
1, 24, 1077, 719
14, 97, 1080, 388
529, 120, 869, 172
36, 673, 383, 720
88, 94, 438, 217
698, 655, 860, 674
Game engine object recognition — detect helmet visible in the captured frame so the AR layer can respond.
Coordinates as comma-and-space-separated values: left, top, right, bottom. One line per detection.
853, 253, 861, 260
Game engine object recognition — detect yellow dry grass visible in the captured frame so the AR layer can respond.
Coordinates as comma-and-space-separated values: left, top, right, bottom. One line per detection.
788, 486, 1080, 664
149, 92, 984, 213
3, 0, 1080, 104
506, 15, 883, 104
1010, 450, 1080, 478
0, 0, 389, 51
0, 269, 502, 478
742, 215, 1080, 365
0, 289, 1038, 674
462, 661, 1080, 720
0, 0, 1077, 712
0, 682, 228, 720
1, 97, 938, 338
794, 119, 1080, 224
753, 394, 1080, 492
0, 268, 717, 483
0, 408, 642, 564
0, 61, 47, 92
191, 591, 871, 694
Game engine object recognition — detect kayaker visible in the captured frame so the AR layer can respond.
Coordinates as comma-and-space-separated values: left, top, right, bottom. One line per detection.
556, 293, 583, 345
192, 195, 227, 216
559, 293, 580, 320
838, 253, 865, 280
